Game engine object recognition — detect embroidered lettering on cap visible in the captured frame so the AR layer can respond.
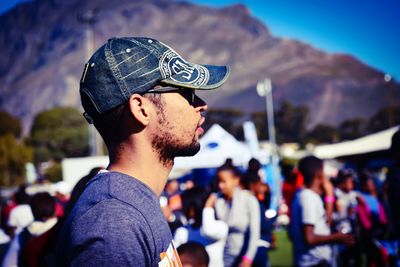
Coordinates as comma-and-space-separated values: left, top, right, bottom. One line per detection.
170, 59, 195, 80
159, 50, 209, 86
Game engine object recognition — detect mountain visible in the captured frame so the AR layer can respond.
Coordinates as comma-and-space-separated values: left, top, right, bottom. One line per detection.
1, 0, 399, 135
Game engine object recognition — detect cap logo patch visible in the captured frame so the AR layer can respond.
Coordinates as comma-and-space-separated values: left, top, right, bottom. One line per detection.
160, 50, 209, 87
170, 58, 195, 80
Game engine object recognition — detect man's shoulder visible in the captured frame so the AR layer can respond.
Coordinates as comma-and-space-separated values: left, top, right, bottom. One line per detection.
58, 178, 172, 267
70, 172, 165, 233
58, 197, 171, 267
71, 198, 149, 229
68, 198, 161, 250
77, 171, 160, 212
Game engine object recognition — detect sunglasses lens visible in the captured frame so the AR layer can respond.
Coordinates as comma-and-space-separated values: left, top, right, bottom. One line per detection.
146, 88, 196, 105
181, 90, 195, 105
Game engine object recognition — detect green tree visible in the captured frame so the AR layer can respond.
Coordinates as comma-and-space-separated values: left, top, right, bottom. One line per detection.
29, 107, 89, 163
0, 110, 21, 137
251, 101, 309, 143
306, 124, 339, 144
0, 134, 33, 186
338, 118, 367, 141
44, 162, 62, 183
251, 111, 269, 140
275, 101, 309, 143
367, 106, 400, 134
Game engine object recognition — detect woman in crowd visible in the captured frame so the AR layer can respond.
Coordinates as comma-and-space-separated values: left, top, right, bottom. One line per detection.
357, 172, 388, 267
215, 164, 260, 267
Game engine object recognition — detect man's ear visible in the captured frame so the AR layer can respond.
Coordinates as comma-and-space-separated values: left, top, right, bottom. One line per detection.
128, 94, 151, 126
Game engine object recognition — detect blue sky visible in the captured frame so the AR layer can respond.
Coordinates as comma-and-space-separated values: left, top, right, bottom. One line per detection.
1, 0, 399, 79
191, 0, 400, 80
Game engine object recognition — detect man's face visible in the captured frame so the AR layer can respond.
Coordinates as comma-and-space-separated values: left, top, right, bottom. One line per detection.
149, 89, 207, 164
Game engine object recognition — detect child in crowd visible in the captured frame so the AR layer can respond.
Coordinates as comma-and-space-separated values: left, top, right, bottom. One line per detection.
177, 241, 209, 267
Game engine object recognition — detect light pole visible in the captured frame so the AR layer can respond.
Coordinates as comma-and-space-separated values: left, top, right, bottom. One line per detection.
257, 78, 280, 212
384, 74, 395, 127
256, 78, 277, 151
77, 9, 104, 156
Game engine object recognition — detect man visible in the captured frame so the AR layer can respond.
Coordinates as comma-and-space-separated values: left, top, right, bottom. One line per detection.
56, 37, 230, 266
289, 156, 354, 267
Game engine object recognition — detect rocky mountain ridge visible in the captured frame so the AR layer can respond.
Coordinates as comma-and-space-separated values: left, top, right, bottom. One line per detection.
0, 0, 398, 135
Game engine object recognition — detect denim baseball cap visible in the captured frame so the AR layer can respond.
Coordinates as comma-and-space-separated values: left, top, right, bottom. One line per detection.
80, 37, 230, 123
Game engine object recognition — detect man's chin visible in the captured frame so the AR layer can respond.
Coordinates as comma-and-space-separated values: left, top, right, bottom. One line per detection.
181, 143, 201, 157
173, 143, 201, 157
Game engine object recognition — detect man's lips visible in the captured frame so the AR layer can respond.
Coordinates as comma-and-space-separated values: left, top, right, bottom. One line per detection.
197, 117, 205, 135
197, 127, 204, 135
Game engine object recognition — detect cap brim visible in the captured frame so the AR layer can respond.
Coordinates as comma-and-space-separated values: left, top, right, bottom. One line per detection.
161, 64, 230, 90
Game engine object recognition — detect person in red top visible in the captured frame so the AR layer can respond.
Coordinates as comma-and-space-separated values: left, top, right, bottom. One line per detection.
282, 163, 303, 218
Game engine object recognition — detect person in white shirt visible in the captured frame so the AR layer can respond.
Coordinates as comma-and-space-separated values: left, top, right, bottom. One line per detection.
333, 169, 360, 267
3, 192, 57, 267
174, 187, 228, 267
289, 156, 355, 267
7, 186, 33, 237
334, 169, 358, 232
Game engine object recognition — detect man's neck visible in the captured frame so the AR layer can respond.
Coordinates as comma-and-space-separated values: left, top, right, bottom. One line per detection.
107, 140, 173, 196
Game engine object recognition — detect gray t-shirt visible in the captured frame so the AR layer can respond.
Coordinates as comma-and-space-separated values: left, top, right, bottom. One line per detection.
56, 171, 172, 267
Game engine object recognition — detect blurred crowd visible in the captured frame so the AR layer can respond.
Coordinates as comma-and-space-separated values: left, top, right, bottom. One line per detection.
159, 152, 399, 267
0, 131, 398, 267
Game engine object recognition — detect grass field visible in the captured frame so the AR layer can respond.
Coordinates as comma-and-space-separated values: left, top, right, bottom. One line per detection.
269, 229, 293, 267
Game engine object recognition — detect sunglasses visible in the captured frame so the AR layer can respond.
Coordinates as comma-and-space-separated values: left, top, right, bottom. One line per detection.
145, 87, 196, 105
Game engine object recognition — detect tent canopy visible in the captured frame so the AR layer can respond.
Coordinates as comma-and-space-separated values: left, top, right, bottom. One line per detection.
313, 126, 399, 159
174, 124, 267, 170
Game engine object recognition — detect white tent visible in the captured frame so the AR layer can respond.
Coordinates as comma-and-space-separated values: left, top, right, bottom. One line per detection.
62, 156, 109, 188
313, 126, 399, 159
173, 124, 267, 170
